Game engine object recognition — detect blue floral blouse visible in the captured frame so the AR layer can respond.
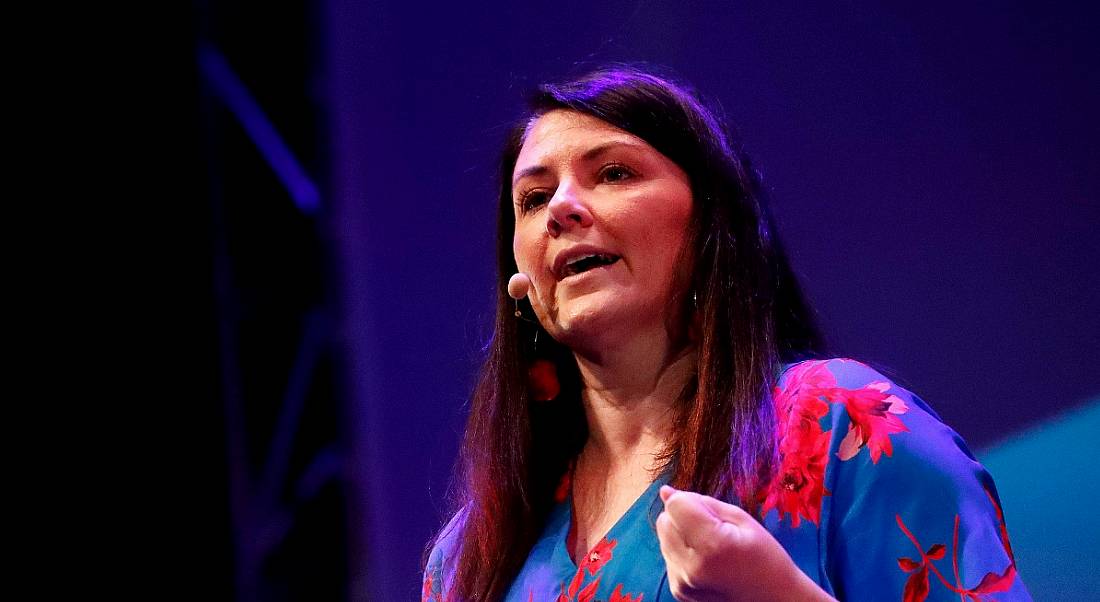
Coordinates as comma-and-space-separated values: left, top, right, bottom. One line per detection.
424, 359, 1031, 601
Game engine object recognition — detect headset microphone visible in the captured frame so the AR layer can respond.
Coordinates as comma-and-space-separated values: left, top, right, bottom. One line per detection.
507, 273, 531, 300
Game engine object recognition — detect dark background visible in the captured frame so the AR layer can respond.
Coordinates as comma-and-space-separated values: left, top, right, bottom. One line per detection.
188, 1, 1098, 599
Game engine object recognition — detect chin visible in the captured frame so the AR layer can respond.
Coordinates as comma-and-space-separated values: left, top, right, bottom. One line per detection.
547, 296, 638, 350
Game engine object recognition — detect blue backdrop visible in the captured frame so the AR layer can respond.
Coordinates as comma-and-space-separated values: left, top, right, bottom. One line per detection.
320, 1, 1099, 598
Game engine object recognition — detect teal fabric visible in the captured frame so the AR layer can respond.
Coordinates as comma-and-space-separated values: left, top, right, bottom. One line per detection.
977, 399, 1100, 599
504, 475, 671, 601
425, 359, 1032, 601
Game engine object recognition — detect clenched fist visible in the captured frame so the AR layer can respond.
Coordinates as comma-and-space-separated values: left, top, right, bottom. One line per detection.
655, 486, 836, 602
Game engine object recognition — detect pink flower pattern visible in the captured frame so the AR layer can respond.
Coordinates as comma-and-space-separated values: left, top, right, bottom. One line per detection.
761, 360, 911, 527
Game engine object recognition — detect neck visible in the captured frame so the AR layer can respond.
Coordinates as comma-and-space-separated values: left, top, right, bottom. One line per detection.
573, 327, 697, 472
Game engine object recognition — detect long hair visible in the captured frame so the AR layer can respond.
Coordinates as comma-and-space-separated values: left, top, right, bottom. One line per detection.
436, 66, 823, 601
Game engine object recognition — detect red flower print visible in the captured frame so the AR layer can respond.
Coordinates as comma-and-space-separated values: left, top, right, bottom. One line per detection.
762, 361, 835, 527
761, 418, 831, 528
609, 583, 644, 602
422, 573, 434, 602
901, 563, 930, 602
985, 487, 1016, 563
556, 573, 601, 602
579, 537, 618, 575
895, 486, 1018, 601
577, 577, 600, 602
836, 381, 909, 463
422, 572, 450, 602
566, 563, 584, 600
780, 360, 840, 400
969, 566, 1017, 597
762, 360, 913, 527
549, 538, 620, 602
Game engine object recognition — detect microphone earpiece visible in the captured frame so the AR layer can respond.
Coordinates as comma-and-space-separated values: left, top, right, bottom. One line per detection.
507, 273, 531, 300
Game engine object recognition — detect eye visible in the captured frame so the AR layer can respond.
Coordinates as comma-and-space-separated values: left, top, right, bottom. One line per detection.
517, 188, 551, 214
598, 163, 636, 183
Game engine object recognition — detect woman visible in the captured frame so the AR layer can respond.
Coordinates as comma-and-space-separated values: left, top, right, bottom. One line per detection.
423, 67, 1028, 601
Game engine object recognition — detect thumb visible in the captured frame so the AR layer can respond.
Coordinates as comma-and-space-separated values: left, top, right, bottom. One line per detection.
659, 484, 676, 503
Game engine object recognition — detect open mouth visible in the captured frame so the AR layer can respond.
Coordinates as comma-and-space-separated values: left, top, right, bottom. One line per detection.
562, 253, 620, 278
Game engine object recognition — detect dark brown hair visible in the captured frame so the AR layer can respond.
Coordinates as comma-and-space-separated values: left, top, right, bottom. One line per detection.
435, 66, 822, 600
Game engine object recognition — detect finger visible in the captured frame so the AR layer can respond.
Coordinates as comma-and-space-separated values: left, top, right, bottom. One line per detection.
655, 510, 690, 561
661, 486, 712, 517
659, 484, 675, 503
662, 486, 751, 526
656, 510, 684, 550
656, 510, 698, 587
662, 490, 724, 545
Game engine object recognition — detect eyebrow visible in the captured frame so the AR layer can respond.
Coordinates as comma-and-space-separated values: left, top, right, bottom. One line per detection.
511, 140, 647, 188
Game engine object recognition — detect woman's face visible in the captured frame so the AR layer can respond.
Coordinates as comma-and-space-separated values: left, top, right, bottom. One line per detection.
511, 110, 694, 350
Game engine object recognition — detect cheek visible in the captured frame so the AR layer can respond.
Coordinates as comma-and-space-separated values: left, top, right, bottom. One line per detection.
512, 226, 556, 322
513, 223, 546, 278
633, 194, 693, 287
652, 219, 689, 249
639, 205, 692, 260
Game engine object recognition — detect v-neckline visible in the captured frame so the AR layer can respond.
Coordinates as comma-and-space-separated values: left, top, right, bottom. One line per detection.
556, 471, 670, 570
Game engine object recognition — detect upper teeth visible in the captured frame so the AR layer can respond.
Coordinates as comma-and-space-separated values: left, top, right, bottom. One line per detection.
568, 254, 603, 266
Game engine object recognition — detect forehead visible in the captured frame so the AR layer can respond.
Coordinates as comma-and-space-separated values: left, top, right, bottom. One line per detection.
513, 110, 647, 174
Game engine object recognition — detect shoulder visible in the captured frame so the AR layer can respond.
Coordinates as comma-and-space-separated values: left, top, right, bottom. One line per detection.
779, 357, 981, 469
423, 506, 468, 600
779, 356, 916, 400
766, 358, 986, 525
777, 357, 959, 464
774, 360, 1028, 598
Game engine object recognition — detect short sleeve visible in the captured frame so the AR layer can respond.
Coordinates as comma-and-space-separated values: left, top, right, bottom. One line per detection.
817, 359, 1031, 601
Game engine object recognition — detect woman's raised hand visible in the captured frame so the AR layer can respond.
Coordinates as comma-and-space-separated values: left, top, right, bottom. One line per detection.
655, 486, 836, 602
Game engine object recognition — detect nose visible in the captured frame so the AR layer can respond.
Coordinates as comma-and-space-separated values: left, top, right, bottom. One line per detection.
545, 181, 593, 237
